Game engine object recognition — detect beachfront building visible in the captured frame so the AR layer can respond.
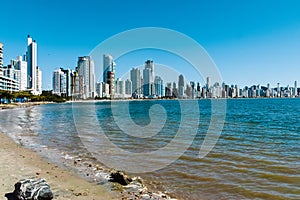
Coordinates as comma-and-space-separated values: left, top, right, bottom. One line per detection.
96, 82, 109, 98
125, 79, 132, 96
13, 56, 27, 91
178, 74, 185, 98
0, 44, 19, 92
154, 76, 164, 97
143, 60, 154, 97
26, 35, 42, 95
77, 56, 95, 99
52, 68, 68, 96
103, 54, 116, 98
130, 67, 142, 96
0, 43, 3, 75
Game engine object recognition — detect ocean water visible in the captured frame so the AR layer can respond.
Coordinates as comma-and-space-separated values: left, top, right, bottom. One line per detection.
0, 98, 299, 200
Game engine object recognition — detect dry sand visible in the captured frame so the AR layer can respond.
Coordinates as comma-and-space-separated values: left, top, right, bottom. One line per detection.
0, 133, 118, 200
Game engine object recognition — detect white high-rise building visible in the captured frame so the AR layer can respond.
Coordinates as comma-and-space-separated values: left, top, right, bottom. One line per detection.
130, 67, 141, 95
144, 60, 154, 96
0, 43, 3, 76
26, 35, 41, 94
103, 54, 116, 97
77, 56, 95, 99
154, 76, 163, 97
294, 81, 297, 97
13, 56, 27, 91
178, 74, 185, 98
143, 67, 152, 97
125, 79, 132, 95
36, 66, 42, 94
116, 78, 125, 96
52, 68, 65, 96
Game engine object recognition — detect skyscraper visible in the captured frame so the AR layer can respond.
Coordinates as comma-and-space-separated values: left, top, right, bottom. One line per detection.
144, 60, 154, 96
125, 79, 132, 96
26, 35, 39, 94
77, 56, 95, 99
0, 43, 3, 75
60, 68, 72, 97
130, 67, 141, 95
206, 76, 210, 89
52, 68, 65, 96
294, 81, 298, 97
103, 54, 116, 97
143, 67, 152, 97
36, 66, 42, 94
13, 56, 27, 91
277, 83, 280, 97
52, 68, 72, 97
154, 76, 163, 97
178, 74, 185, 98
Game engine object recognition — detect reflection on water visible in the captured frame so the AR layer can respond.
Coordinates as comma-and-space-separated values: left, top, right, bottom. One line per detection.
0, 99, 299, 200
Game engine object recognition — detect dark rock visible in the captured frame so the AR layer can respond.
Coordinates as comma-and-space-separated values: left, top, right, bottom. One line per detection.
110, 171, 132, 186
8, 178, 53, 200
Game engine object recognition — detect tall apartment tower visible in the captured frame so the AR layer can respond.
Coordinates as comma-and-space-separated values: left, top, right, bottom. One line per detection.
26, 35, 38, 94
77, 56, 95, 99
143, 60, 154, 97
52, 68, 65, 96
13, 56, 27, 90
178, 74, 185, 98
130, 67, 141, 95
294, 81, 298, 97
103, 54, 116, 97
0, 43, 3, 75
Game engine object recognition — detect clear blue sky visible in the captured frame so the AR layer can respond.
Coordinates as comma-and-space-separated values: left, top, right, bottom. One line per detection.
1, 0, 300, 89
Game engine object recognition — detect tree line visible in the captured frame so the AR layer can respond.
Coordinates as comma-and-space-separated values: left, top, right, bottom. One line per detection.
0, 90, 68, 103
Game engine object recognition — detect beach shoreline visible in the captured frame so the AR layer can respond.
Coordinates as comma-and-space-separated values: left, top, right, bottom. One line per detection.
0, 132, 119, 200
0, 104, 177, 200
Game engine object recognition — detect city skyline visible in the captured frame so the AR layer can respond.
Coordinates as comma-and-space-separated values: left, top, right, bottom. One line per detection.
1, 0, 300, 89
52, 53, 299, 99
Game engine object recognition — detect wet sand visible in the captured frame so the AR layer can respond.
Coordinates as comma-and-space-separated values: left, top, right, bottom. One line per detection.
0, 133, 118, 200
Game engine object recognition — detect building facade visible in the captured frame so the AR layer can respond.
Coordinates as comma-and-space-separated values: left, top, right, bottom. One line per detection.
77, 56, 95, 99
130, 67, 141, 96
103, 54, 116, 97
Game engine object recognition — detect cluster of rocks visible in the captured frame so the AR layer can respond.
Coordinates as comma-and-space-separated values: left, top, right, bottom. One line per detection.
60, 152, 177, 200
109, 171, 176, 200
5, 178, 53, 200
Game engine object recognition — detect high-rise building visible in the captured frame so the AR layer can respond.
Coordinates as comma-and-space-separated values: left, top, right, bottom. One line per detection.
53, 68, 72, 97
277, 83, 280, 97
36, 66, 42, 94
144, 60, 154, 97
206, 77, 210, 89
116, 78, 125, 96
103, 54, 116, 97
0, 43, 3, 75
125, 79, 132, 96
60, 68, 72, 97
26, 35, 40, 94
154, 76, 164, 97
293, 81, 297, 97
143, 67, 152, 97
77, 56, 95, 99
52, 68, 64, 96
13, 56, 27, 90
130, 67, 141, 95
178, 74, 185, 98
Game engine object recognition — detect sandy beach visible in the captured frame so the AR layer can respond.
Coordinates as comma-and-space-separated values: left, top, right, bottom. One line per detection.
0, 133, 118, 200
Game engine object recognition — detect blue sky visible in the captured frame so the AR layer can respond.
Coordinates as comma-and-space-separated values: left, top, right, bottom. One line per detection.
1, 0, 300, 89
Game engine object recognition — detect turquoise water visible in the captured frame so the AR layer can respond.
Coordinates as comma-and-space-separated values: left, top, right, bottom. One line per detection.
0, 99, 299, 199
